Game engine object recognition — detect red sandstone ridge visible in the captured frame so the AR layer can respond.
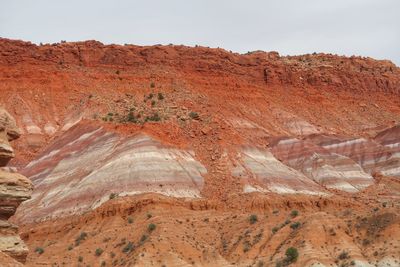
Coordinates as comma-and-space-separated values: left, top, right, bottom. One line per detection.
0, 38, 399, 266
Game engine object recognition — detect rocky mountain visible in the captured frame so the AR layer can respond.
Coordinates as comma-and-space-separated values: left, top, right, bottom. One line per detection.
0, 38, 399, 266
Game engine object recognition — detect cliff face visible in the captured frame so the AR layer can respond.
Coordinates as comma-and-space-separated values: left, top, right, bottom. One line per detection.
0, 108, 33, 264
0, 38, 399, 167
0, 38, 400, 266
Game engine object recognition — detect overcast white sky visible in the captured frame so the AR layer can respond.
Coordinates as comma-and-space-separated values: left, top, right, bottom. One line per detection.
1, 0, 399, 65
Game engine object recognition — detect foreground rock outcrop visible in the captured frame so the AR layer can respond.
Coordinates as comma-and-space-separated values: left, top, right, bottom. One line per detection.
0, 108, 33, 263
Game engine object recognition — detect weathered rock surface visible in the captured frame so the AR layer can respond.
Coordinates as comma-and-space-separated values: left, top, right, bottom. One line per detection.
16, 123, 206, 222
307, 133, 400, 178
0, 107, 32, 263
270, 137, 374, 192
233, 147, 326, 195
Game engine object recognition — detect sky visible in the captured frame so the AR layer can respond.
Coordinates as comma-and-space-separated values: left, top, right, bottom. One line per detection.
1, 0, 399, 65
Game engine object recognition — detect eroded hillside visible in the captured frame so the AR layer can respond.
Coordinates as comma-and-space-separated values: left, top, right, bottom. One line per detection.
0, 38, 400, 266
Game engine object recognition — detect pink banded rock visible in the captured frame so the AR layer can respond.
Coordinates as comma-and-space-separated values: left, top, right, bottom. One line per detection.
307, 133, 400, 178
374, 125, 400, 177
233, 147, 326, 195
270, 137, 373, 192
16, 124, 206, 222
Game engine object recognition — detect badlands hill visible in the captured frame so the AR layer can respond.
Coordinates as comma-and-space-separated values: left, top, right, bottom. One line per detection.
0, 38, 399, 267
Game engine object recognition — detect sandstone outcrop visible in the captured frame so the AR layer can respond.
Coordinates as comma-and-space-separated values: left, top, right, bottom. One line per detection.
0, 108, 32, 263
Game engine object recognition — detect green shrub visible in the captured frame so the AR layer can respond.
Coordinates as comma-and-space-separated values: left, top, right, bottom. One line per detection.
75, 232, 88, 246
145, 112, 161, 122
272, 226, 279, 234
127, 112, 137, 123
95, 248, 104, 256
285, 247, 299, 263
109, 193, 118, 199
157, 92, 164, 100
122, 242, 134, 253
189, 111, 199, 119
290, 210, 299, 218
35, 247, 44, 254
148, 223, 156, 232
151, 100, 156, 106
290, 222, 301, 230
249, 214, 258, 224
140, 235, 148, 242
338, 251, 349, 260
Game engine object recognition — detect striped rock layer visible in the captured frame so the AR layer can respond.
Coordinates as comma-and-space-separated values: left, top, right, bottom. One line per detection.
307, 132, 400, 178
16, 124, 206, 223
233, 147, 326, 195
13, 122, 400, 223
269, 137, 373, 192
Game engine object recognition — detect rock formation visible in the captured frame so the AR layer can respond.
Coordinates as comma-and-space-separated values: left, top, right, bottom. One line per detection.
0, 108, 33, 263
269, 137, 374, 192
0, 38, 399, 266
16, 124, 205, 223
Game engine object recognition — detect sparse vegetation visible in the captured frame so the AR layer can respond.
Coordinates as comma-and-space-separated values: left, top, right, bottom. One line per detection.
95, 248, 104, 256
127, 217, 133, 224
127, 112, 138, 123
189, 111, 199, 119
338, 251, 349, 260
290, 222, 301, 230
147, 213, 152, 219
249, 214, 258, 224
285, 247, 299, 263
68, 244, 73, 251
35, 247, 44, 254
148, 223, 156, 232
290, 210, 299, 218
272, 226, 279, 234
145, 112, 161, 122
157, 92, 164, 100
122, 241, 134, 253
140, 235, 148, 242
109, 193, 118, 199
78, 256, 83, 262
150, 82, 155, 88
75, 232, 88, 246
